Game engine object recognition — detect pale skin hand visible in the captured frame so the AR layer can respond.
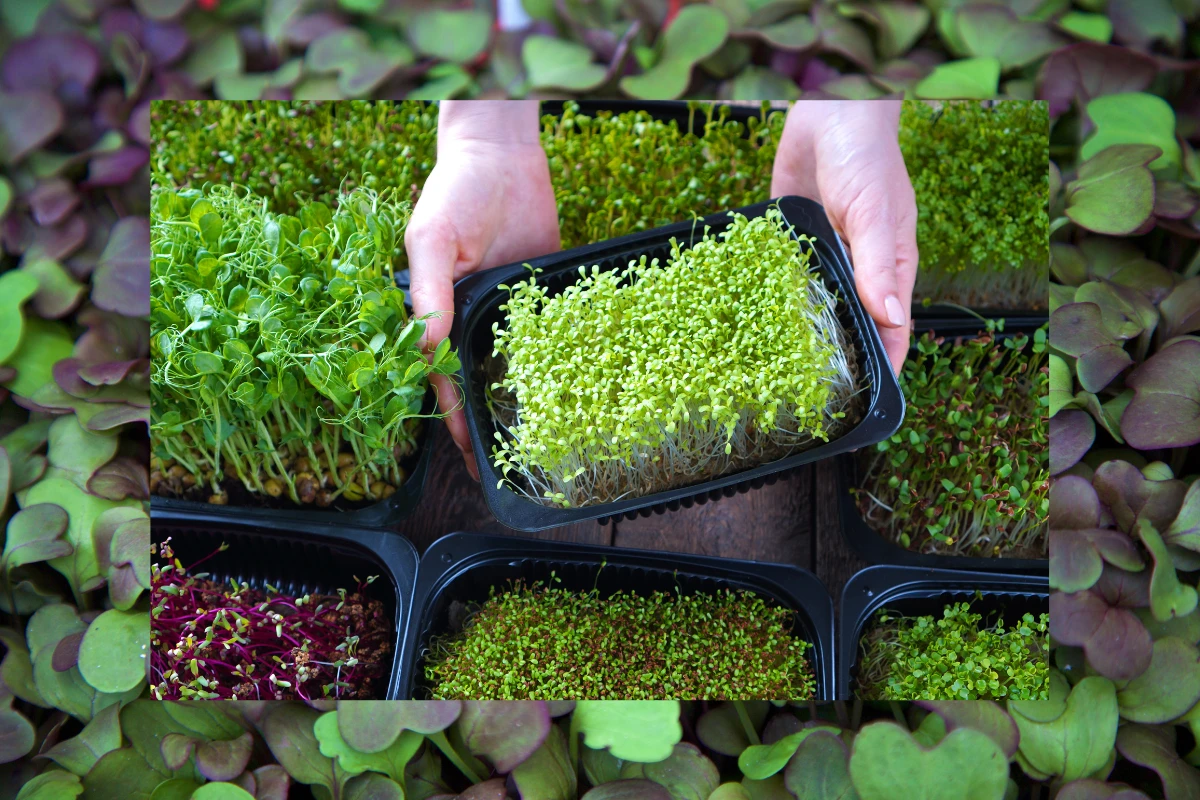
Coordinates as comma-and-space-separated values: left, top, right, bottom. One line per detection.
405, 101, 561, 480
771, 101, 919, 376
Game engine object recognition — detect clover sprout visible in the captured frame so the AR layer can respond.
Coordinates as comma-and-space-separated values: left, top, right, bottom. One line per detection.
489, 207, 859, 507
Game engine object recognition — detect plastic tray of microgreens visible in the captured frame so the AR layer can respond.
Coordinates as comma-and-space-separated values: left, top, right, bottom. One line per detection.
838, 565, 1050, 701
150, 509, 417, 701
539, 100, 771, 136
402, 532, 835, 701
450, 195, 903, 531
838, 320, 1049, 573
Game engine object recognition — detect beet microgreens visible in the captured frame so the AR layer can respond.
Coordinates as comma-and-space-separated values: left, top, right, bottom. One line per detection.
857, 322, 1049, 557
423, 577, 815, 701
857, 601, 1050, 702
490, 206, 858, 507
899, 100, 1050, 310
149, 184, 457, 507
150, 539, 390, 701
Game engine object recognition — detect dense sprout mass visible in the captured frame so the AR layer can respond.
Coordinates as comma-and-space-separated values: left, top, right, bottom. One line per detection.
858, 324, 1050, 558
900, 100, 1050, 309
857, 601, 1050, 701
424, 581, 815, 701
491, 207, 858, 507
151, 185, 456, 507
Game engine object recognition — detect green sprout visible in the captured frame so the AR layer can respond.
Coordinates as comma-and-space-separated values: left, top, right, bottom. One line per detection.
855, 324, 1049, 557
424, 580, 816, 700
150, 184, 458, 506
899, 100, 1050, 309
490, 206, 860, 508
857, 601, 1050, 701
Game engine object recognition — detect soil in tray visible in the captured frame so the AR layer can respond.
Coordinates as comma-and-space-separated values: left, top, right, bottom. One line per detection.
420, 579, 817, 701
150, 539, 393, 701
151, 423, 424, 512
854, 597, 1049, 701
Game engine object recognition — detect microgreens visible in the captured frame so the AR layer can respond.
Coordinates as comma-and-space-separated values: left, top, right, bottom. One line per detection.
149, 185, 457, 507
490, 206, 859, 507
899, 100, 1050, 310
149, 539, 390, 701
857, 323, 1049, 557
423, 580, 815, 701
857, 601, 1050, 701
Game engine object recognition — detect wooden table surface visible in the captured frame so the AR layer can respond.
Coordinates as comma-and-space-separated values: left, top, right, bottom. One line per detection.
395, 426, 870, 619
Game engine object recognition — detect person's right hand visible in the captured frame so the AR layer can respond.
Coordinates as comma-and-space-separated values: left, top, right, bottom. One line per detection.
405, 100, 560, 481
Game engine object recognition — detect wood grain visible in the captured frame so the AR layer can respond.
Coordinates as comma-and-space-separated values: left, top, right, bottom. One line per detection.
812, 463, 870, 618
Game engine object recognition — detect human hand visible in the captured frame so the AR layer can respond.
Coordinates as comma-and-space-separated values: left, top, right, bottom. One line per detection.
770, 101, 918, 376
405, 101, 561, 480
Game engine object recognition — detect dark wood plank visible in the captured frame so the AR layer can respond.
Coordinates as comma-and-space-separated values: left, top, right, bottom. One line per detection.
610, 467, 815, 568
813, 464, 869, 616
395, 427, 611, 552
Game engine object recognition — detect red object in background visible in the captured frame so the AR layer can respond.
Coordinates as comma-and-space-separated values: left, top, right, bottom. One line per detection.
197, 0, 218, 9
665, 0, 683, 26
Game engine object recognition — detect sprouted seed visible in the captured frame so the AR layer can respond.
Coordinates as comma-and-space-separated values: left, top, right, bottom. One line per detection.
489, 206, 861, 507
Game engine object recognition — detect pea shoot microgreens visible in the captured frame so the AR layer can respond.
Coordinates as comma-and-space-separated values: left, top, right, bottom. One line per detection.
424, 579, 815, 701
857, 601, 1050, 701
856, 323, 1049, 557
150, 184, 457, 506
899, 100, 1050, 310
489, 207, 860, 507
150, 540, 390, 701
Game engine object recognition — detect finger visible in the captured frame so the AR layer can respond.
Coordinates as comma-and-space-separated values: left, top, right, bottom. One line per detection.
429, 372, 480, 481
842, 193, 906, 332
770, 105, 819, 200
405, 214, 459, 350
879, 324, 909, 378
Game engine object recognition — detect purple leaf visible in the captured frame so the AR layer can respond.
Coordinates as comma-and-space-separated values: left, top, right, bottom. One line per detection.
51, 630, 84, 672
1154, 181, 1199, 220
85, 405, 149, 431
1159, 277, 1200, 341
580, 782, 671, 800
913, 701, 1019, 758
93, 217, 149, 317
197, 732, 254, 782
1050, 475, 1101, 529
336, 700, 461, 754
458, 701, 551, 773
1038, 44, 1158, 116
252, 766, 291, 800
128, 100, 151, 147
0, 90, 64, 164
1051, 572, 1153, 681
1052, 528, 1144, 593
1, 35, 101, 99
21, 257, 86, 320
1051, 303, 1133, 393
1116, 724, 1200, 798
28, 179, 79, 227
1057, 779, 1152, 799
1093, 459, 1186, 533
83, 146, 149, 189
457, 779, 511, 800
1122, 340, 1200, 449
1109, 0, 1182, 50
88, 456, 150, 500
1050, 410, 1095, 476
160, 733, 197, 771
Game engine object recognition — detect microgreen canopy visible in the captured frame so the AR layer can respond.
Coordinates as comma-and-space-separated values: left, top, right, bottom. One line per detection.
491, 206, 858, 508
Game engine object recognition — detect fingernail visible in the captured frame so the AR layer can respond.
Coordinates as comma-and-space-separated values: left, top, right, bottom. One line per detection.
884, 295, 906, 328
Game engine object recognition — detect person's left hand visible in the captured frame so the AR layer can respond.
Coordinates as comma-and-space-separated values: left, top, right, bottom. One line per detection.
771, 101, 918, 375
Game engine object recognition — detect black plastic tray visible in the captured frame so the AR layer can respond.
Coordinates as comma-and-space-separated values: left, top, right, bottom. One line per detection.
151, 509, 419, 701
150, 411, 437, 530
839, 321, 1049, 572
403, 532, 836, 701
451, 196, 904, 531
838, 565, 1049, 700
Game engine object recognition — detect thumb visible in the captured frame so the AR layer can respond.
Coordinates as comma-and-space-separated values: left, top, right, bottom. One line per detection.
840, 195, 906, 332
405, 215, 459, 350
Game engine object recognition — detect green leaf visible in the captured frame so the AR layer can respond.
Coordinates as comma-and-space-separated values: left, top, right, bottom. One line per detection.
77, 608, 148, 694
1009, 676, 1117, 782
523, 36, 607, 92
0, 270, 42, 364
913, 57, 1001, 99
738, 728, 829, 780
620, 743, 719, 799
1082, 92, 1181, 172
782, 730, 858, 800
727, 67, 800, 101
407, 9, 492, 63
190, 785, 256, 800
14, 769, 82, 800
0, 693, 34, 766
620, 7, 730, 100
1, 503, 70, 573
2, 319, 73, 399
314, 711, 423, 781
41, 700, 122, 775
1137, 518, 1199, 622
344, 774, 405, 800
260, 704, 341, 791
181, 30, 244, 88
848, 723, 1008, 800
1065, 144, 1159, 235
511, 725, 576, 800
955, 5, 1063, 69
1116, 636, 1200, 723
337, 701, 460, 751
81, 747, 164, 800
573, 701, 682, 763
1058, 11, 1113, 42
